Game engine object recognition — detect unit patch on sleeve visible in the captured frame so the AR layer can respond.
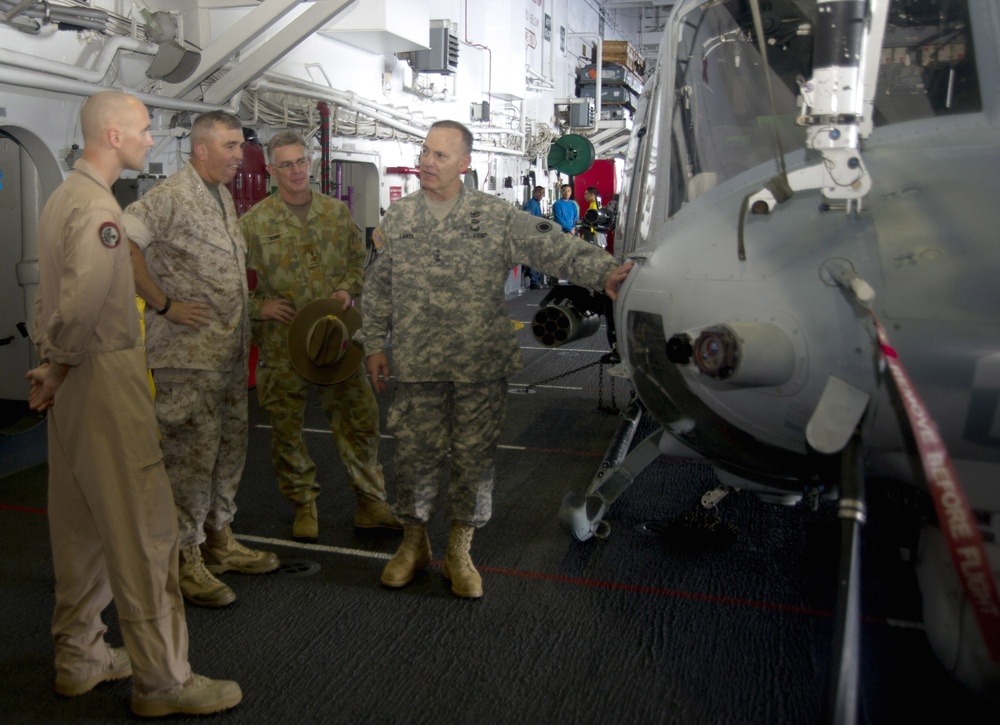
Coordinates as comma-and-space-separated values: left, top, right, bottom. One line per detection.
99, 221, 121, 248
372, 226, 385, 250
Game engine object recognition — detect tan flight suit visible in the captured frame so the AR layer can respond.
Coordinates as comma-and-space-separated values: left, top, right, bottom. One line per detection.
34, 159, 191, 694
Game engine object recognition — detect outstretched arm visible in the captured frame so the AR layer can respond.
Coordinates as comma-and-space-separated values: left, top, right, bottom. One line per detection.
603, 261, 634, 301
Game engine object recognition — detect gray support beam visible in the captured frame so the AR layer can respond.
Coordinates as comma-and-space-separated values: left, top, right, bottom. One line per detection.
203, 0, 357, 105
159, 0, 310, 99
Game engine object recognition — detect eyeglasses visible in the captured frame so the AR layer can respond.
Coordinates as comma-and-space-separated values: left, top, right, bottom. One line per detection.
271, 157, 310, 171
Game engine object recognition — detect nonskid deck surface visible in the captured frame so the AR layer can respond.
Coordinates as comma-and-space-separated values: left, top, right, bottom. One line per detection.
0, 288, 989, 723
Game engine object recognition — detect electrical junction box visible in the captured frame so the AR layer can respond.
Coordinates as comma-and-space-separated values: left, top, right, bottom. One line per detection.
470, 101, 490, 121
569, 99, 595, 128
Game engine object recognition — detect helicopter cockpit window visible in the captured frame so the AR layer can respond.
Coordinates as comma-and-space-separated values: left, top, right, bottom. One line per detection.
667, 0, 811, 216
873, 0, 980, 126
666, 0, 980, 217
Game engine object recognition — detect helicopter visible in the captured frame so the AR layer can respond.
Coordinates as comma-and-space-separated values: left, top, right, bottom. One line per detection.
539, 0, 1000, 721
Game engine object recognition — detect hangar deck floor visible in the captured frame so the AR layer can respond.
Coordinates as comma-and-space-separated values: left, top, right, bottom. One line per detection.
0, 287, 992, 724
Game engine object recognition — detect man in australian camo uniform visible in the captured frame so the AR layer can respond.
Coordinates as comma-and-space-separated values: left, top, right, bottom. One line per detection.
359, 120, 633, 598
240, 131, 401, 541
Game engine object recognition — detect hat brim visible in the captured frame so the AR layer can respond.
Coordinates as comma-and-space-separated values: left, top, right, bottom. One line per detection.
287, 298, 364, 385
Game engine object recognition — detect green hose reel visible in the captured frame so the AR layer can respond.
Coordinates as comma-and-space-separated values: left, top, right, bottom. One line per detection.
547, 134, 596, 176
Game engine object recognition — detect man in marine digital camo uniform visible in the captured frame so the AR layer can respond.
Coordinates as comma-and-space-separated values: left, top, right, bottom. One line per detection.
240, 131, 401, 540
125, 111, 279, 609
27, 90, 241, 717
360, 120, 633, 598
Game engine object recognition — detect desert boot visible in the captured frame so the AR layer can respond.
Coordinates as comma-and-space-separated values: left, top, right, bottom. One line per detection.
354, 495, 403, 529
202, 524, 280, 575
380, 523, 431, 587
131, 673, 242, 717
293, 500, 318, 540
179, 544, 236, 608
55, 646, 132, 697
442, 522, 483, 598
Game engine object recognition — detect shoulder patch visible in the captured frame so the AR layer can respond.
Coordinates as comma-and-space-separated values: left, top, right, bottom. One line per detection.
99, 222, 121, 248
372, 227, 385, 250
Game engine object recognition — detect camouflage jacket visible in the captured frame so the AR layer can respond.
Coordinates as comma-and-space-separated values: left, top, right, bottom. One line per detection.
357, 185, 618, 383
240, 191, 365, 365
124, 162, 249, 372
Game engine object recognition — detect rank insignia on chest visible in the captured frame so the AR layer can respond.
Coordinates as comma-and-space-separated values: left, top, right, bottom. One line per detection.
98, 222, 121, 248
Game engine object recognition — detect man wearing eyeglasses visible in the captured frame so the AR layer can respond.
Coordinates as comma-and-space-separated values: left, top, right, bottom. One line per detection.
239, 131, 402, 542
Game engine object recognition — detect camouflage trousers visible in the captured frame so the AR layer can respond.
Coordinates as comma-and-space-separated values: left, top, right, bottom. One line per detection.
153, 365, 248, 548
256, 358, 387, 505
387, 379, 507, 527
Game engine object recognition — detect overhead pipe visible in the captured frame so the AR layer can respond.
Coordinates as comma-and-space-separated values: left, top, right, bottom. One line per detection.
252, 78, 428, 138
264, 71, 431, 128
0, 0, 108, 31
0, 37, 158, 84
261, 69, 527, 142
0, 64, 238, 114
247, 73, 524, 156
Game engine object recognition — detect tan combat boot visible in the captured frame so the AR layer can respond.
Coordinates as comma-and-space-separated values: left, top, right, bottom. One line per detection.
131, 673, 242, 717
354, 495, 403, 530
55, 646, 132, 697
380, 524, 432, 587
201, 525, 280, 575
179, 545, 236, 608
441, 522, 483, 599
293, 500, 318, 540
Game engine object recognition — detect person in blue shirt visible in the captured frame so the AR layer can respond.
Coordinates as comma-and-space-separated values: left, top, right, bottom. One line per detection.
552, 184, 579, 234
523, 186, 545, 288
523, 185, 543, 216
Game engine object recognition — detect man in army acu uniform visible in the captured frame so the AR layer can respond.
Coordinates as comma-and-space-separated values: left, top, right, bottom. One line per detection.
239, 131, 401, 540
125, 111, 279, 609
359, 120, 633, 598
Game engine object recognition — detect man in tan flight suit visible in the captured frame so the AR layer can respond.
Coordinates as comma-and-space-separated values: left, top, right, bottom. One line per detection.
26, 90, 241, 717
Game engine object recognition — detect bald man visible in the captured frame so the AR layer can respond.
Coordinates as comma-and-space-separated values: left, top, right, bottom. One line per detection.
26, 91, 241, 717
